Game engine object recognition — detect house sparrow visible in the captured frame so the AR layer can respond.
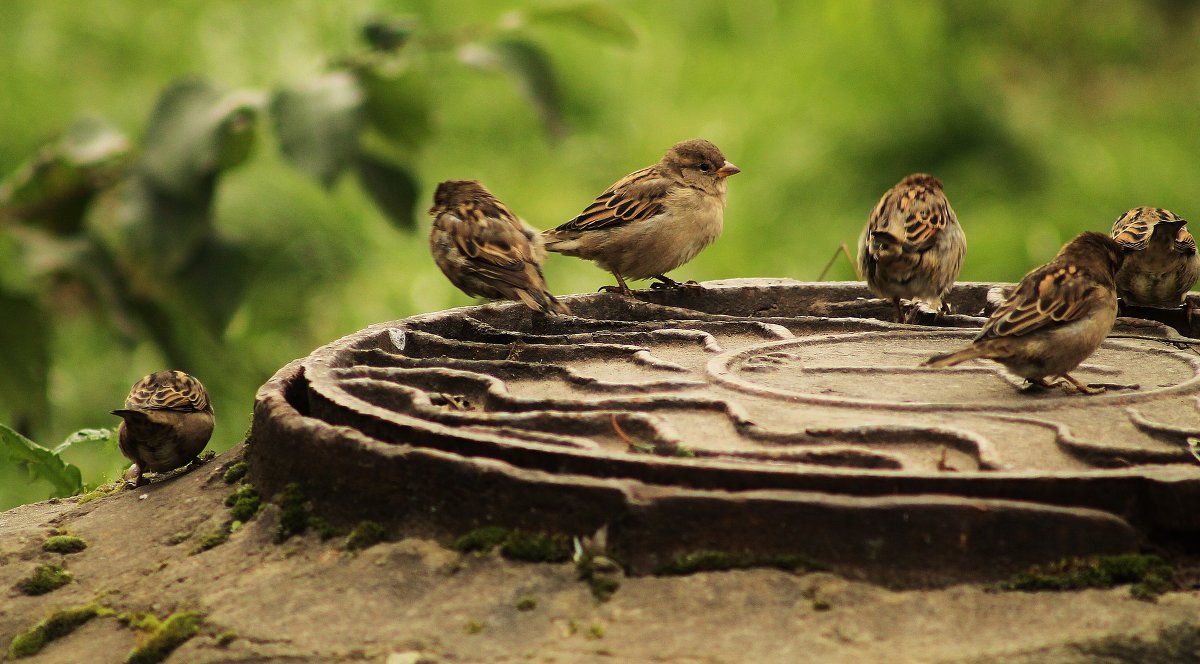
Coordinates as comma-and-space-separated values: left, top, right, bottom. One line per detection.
111, 370, 214, 486
542, 138, 740, 296
1110, 206, 1199, 309
428, 180, 569, 315
858, 173, 966, 322
923, 232, 1126, 394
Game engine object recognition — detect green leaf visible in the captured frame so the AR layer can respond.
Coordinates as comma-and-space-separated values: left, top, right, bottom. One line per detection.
355, 153, 420, 231
271, 71, 365, 188
523, 4, 637, 45
52, 428, 119, 456
0, 116, 131, 234
140, 78, 262, 201
361, 15, 416, 52
353, 61, 433, 150
463, 39, 566, 139
175, 235, 253, 336
0, 291, 50, 436
0, 422, 83, 499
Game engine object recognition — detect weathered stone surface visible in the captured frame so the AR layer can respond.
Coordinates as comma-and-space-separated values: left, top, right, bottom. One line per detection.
248, 279, 1200, 583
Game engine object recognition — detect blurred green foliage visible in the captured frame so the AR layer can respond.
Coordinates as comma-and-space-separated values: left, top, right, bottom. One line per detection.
2, 0, 1200, 509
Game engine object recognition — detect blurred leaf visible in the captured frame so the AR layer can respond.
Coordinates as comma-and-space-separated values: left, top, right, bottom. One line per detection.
356, 152, 420, 231
0, 422, 83, 499
140, 78, 262, 200
522, 4, 637, 45
461, 39, 565, 140
361, 15, 416, 52
0, 291, 50, 437
53, 428, 118, 456
353, 62, 433, 150
271, 71, 365, 187
87, 173, 214, 289
0, 116, 131, 234
175, 235, 253, 336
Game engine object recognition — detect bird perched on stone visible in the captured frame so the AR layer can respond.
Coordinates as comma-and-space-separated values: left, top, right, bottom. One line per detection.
112, 370, 215, 486
858, 173, 966, 322
428, 180, 569, 315
542, 138, 740, 296
1110, 206, 1199, 309
923, 232, 1127, 394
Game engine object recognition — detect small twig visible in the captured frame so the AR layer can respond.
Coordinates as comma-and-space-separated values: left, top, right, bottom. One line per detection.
610, 414, 632, 445
816, 242, 856, 281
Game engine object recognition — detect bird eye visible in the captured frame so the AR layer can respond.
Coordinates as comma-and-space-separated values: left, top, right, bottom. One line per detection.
699, 163, 711, 172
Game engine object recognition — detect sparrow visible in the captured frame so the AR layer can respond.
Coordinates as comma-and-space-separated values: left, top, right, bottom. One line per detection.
923, 231, 1126, 394
542, 138, 740, 296
112, 370, 214, 486
428, 180, 569, 315
1110, 206, 1199, 309
858, 173, 966, 322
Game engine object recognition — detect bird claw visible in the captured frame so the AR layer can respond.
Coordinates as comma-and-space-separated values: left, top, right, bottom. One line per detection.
650, 277, 702, 290
598, 285, 634, 297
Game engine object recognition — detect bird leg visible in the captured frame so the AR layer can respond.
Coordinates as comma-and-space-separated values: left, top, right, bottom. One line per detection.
1057, 374, 1107, 395
650, 274, 702, 290
124, 463, 146, 488
598, 271, 634, 297
893, 297, 906, 323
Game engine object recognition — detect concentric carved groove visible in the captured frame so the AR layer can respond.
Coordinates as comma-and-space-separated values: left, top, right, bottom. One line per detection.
248, 279, 1200, 585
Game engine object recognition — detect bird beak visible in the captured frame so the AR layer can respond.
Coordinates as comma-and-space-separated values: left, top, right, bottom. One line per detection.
716, 161, 741, 178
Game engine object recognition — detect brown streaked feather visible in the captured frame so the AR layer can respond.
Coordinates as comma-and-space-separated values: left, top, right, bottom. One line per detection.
124, 370, 212, 413
867, 174, 953, 251
551, 166, 671, 233
980, 265, 1106, 339
1111, 206, 1187, 252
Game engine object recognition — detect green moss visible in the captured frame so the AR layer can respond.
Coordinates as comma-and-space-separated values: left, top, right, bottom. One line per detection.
585, 623, 606, 640
76, 480, 125, 505
464, 620, 485, 635
654, 550, 827, 576
222, 461, 248, 484
453, 526, 510, 553
1000, 554, 1176, 601
124, 611, 203, 664
224, 484, 261, 522
117, 611, 159, 631
6, 603, 105, 659
515, 595, 537, 611
308, 516, 341, 541
17, 563, 72, 595
500, 530, 572, 563
812, 598, 832, 611
577, 554, 623, 602
274, 483, 308, 544
192, 530, 229, 554
215, 631, 237, 647
344, 521, 386, 551
43, 534, 88, 554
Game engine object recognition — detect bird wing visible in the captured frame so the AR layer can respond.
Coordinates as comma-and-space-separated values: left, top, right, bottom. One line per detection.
439, 203, 544, 289
1175, 225, 1197, 255
868, 181, 955, 251
1111, 209, 1157, 252
551, 166, 671, 233
126, 371, 211, 412
979, 264, 1107, 339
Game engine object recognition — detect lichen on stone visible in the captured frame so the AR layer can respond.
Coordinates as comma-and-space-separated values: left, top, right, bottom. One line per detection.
16, 563, 72, 595
6, 603, 108, 659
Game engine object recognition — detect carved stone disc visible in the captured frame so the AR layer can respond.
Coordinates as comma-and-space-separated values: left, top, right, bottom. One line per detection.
247, 279, 1200, 584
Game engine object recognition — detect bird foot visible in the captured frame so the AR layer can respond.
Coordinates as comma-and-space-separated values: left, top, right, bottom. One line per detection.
650, 276, 702, 290
598, 285, 635, 297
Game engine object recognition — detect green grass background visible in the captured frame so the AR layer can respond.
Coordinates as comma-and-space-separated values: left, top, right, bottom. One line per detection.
3, 0, 1199, 507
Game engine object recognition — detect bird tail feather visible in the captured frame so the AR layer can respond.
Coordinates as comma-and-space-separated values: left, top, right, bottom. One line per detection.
922, 345, 986, 368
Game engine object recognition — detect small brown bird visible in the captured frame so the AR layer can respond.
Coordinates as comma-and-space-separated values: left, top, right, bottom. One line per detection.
1111, 206, 1199, 309
923, 232, 1127, 394
858, 173, 966, 322
112, 370, 214, 486
428, 180, 568, 315
542, 138, 740, 296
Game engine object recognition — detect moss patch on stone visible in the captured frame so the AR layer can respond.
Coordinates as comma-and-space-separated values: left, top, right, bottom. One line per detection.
76, 480, 125, 505
43, 534, 88, 554
17, 563, 72, 595
6, 603, 108, 659
124, 611, 203, 664
222, 461, 248, 484
192, 530, 229, 555
453, 526, 511, 553
274, 483, 308, 543
224, 484, 261, 522
500, 531, 572, 563
655, 550, 827, 576
999, 554, 1176, 601
344, 521, 386, 551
